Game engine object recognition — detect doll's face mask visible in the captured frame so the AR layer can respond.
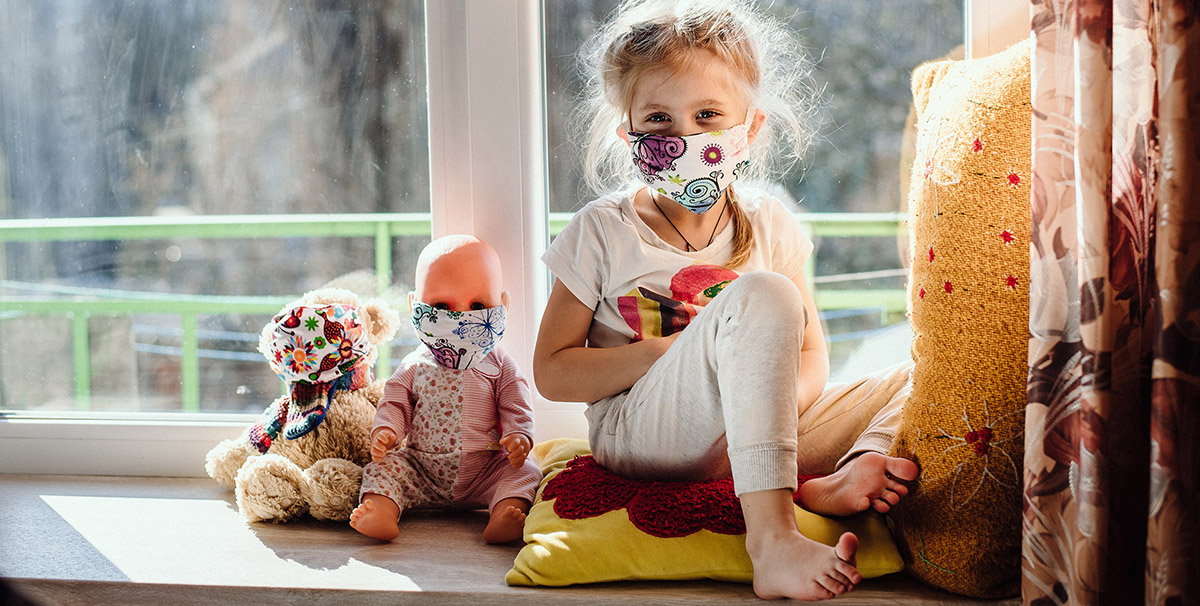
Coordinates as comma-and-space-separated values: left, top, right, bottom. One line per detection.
411, 302, 506, 371
627, 110, 754, 214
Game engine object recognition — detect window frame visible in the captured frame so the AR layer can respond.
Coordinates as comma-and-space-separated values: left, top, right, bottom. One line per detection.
0, 0, 1022, 477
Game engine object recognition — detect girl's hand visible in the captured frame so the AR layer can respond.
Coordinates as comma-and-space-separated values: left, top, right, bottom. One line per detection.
370, 428, 399, 463
535, 279, 687, 403
500, 434, 532, 468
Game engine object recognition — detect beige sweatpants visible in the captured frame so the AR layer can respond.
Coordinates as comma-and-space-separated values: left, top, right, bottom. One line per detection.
586, 270, 910, 496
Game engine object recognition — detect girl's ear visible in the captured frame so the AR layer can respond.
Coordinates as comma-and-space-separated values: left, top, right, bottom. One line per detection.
615, 125, 630, 145
501, 291, 511, 309
747, 108, 767, 145
407, 291, 416, 313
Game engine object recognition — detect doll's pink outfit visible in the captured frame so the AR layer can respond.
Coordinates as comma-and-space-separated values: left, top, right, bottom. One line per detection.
360, 346, 539, 515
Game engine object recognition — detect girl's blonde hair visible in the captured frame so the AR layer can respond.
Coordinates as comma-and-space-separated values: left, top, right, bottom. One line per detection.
576, 0, 821, 268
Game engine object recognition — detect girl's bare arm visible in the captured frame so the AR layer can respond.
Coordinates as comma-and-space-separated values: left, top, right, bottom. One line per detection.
792, 273, 830, 416
533, 280, 677, 403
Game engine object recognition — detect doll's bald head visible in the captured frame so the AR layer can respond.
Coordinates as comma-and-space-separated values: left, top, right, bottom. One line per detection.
412, 235, 508, 312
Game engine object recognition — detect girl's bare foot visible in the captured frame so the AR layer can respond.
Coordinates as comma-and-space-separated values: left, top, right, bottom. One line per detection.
797, 452, 919, 516
740, 489, 861, 600
483, 504, 527, 544
749, 530, 861, 600
350, 494, 401, 541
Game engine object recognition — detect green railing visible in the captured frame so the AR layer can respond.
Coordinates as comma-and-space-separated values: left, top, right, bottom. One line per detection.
0, 211, 906, 411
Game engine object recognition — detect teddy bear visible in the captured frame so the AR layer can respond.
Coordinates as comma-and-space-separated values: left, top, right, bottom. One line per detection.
205, 287, 400, 523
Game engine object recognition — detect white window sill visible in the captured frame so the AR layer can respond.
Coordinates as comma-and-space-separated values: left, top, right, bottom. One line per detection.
0, 473, 1018, 606
0, 413, 248, 477
0, 403, 589, 477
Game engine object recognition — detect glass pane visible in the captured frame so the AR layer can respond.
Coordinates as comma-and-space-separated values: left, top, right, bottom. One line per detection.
0, 1, 429, 414
544, 1, 964, 379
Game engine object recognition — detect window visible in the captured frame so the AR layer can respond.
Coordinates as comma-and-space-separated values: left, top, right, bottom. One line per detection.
0, 1, 430, 416
0, 0, 434, 475
1, 0, 1023, 476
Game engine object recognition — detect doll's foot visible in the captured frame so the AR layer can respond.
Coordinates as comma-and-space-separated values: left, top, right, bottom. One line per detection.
483, 505, 527, 544
796, 452, 918, 516
350, 494, 400, 541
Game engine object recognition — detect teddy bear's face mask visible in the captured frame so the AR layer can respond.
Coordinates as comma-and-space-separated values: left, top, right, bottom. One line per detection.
267, 303, 370, 384
249, 303, 374, 453
410, 301, 506, 371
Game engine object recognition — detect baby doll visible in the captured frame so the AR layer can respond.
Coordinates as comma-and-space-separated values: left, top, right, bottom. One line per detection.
350, 235, 540, 544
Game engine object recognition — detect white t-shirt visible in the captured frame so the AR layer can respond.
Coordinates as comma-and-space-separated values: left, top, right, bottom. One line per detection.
543, 187, 814, 349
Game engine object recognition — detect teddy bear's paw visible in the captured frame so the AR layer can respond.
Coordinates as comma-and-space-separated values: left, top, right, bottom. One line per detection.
205, 438, 257, 489
303, 458, 364, 521
235, 454, 309, 523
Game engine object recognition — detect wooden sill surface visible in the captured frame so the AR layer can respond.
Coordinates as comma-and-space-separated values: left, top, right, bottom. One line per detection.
0, 474, 1017, 606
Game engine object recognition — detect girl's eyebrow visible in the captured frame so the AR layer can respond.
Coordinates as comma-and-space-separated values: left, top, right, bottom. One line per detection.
637, 99, 729, 112
636, 102, 672, 112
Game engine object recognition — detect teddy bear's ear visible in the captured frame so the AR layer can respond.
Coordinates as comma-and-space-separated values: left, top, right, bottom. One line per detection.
362, 299, 401, 345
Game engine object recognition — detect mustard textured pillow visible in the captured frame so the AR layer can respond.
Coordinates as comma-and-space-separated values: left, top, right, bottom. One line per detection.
506, 438, 903, 587
888, 41, 1030, 598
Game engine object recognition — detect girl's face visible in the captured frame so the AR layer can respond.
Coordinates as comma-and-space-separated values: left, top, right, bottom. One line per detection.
625, 48, 755, 137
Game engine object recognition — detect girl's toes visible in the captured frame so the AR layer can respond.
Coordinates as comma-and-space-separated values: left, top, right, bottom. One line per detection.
887, 479, 909, 496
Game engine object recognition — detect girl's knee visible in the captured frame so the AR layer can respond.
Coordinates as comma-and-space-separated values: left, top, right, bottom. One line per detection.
723, 271, 806, 322
730, 270, 801, 299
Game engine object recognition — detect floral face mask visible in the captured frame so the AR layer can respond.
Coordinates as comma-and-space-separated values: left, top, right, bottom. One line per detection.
267, 303, 369, 384
411, 301, 506, 371
627, 109, 754, 214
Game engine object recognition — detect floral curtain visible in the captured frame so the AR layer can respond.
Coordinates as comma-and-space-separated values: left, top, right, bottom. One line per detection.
1024, 1, 1200, 605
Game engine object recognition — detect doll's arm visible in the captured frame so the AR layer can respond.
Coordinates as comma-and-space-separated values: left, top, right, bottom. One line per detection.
371, 367, 417, 461
495, 352, 536, 468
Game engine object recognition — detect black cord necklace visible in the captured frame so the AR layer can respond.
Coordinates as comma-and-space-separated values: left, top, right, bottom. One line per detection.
652, 196, 729, 252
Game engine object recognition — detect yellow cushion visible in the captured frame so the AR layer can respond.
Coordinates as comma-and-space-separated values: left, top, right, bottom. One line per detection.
506, 438, 903, 586
888, 41, 1030, 598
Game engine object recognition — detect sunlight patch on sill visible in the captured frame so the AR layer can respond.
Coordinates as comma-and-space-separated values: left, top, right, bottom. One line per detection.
39, 494, 423, 591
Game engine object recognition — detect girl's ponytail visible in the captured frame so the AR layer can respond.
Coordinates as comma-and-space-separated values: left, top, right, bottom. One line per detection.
726, 187, 752, 269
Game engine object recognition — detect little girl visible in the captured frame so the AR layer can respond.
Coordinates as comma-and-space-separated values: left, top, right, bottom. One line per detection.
534, 0, 918, 600
351, 235, 540, 544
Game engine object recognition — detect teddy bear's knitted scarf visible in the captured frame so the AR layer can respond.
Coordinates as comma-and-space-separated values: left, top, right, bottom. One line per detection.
247, 361, 373, 454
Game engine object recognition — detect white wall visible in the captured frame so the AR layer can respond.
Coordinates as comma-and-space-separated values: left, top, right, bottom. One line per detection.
968, 0, 1027, 58
425, 0, 588, 444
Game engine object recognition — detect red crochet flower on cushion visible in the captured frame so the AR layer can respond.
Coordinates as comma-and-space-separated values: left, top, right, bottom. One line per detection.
542, 456, 823, 538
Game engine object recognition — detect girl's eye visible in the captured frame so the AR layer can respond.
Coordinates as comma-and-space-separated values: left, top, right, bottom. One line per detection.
470, 302, 485, 310
645, 113, 669, 123
697, 110, 720, 120
434, 303, 450, 310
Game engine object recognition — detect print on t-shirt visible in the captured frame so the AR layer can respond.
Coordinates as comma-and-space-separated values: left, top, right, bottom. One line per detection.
618, 264, 739, 341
